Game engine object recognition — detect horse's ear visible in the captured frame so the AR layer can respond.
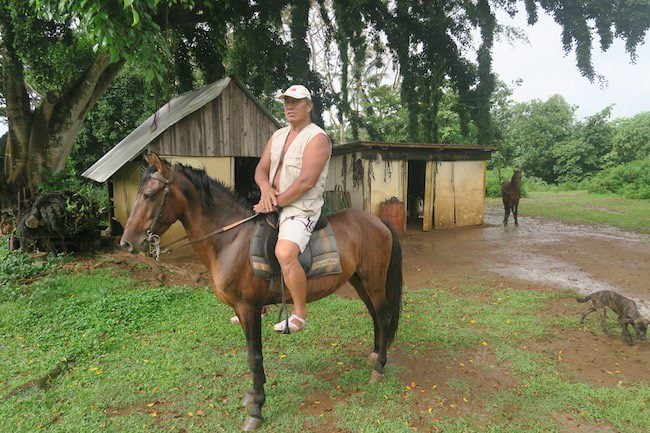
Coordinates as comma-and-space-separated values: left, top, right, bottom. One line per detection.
145, 153, 165, 172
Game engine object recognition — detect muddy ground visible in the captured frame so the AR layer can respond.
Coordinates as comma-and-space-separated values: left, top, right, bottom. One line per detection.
100, 203, 649, 431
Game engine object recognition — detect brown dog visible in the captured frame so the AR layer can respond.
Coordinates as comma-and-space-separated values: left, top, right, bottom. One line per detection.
578, 290, 649, 345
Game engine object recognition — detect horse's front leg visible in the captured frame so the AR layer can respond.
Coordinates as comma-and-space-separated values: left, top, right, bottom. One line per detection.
238, 305, 266, 431
513, 203, 519, 226
503, 203, 510, 226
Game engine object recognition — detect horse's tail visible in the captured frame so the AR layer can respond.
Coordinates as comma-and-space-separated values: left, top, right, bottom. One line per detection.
576, 294, 592, 303
383, 221, 403, 346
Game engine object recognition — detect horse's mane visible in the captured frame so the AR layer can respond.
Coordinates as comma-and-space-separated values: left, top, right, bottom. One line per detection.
142, 161, 250, 212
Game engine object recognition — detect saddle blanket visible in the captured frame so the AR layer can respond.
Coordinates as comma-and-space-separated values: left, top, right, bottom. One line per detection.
250, 218, 342, 282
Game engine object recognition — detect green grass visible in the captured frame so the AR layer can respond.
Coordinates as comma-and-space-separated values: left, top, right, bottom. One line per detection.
1, 266, 649, 432
487, 190, 650, 233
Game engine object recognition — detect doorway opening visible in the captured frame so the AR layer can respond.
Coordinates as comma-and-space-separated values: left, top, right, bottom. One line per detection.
234, 157, 260, 205
407, 160, 426, 230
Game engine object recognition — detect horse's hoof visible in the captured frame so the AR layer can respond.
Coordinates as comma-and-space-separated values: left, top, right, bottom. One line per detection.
240, 391, 255, 407
367, 352, 379, 367
242, 415, 263, 431
369, 370, 384, 384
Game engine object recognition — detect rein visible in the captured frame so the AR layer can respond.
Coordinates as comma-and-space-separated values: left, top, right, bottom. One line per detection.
146, 164, 259, 260
155, 213, 259, 258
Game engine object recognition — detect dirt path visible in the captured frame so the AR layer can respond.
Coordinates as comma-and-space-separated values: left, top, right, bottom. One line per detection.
402, 204, 650, 316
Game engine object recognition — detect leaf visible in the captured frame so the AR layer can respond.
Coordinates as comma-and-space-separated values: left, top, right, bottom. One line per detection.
131, 7, 140, 26
124, 0, 135, 8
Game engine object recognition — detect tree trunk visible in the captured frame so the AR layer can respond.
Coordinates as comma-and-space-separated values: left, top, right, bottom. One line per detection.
1, 52, 124, 195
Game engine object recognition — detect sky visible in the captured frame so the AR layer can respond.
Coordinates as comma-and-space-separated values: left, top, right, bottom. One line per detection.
491, 9, 650, 120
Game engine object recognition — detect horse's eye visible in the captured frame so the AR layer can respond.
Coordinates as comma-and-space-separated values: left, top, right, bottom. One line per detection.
143, 191, 157, 200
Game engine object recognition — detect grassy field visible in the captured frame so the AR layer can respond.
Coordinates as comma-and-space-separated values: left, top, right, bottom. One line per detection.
487, 191, 650, 233
1, 263, 648, 433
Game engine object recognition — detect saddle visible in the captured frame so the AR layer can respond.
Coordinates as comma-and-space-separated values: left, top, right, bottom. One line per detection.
250, 212, 342, 283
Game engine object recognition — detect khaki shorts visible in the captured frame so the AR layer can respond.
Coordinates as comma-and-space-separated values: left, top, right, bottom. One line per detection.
278, 214, 318, 253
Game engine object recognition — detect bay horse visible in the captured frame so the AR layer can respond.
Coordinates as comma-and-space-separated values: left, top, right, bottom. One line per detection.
119, 154, 403, 431
501, 168, 522, 226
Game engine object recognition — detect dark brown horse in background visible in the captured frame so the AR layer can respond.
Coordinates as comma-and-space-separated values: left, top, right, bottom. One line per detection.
120, 154, 403, 431
501, 168, 522, 226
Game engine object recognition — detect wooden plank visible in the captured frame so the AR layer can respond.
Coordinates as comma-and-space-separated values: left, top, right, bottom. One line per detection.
423, 160, 434, 231
433, 161, 455, 228
453, 161, 485, 226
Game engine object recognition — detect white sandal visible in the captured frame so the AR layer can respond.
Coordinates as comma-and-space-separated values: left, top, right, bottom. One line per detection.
273, 314, 307, 333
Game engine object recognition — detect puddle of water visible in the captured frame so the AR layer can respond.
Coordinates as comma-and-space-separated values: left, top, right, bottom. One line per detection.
484, 208, 650, 316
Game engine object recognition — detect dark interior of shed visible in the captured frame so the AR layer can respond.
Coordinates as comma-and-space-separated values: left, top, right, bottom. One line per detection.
407, 160, 426, 229
234, 157, 260, 205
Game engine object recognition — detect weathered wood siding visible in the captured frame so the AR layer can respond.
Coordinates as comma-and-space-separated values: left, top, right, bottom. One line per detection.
453, 161, 485, 226
325, 154, 365, 210
328, 155, 486, 230
150, 81, 276, 157
369, 156, 405, 217
432, 161, 485, 228
112, 160, 143, 227
433, 161, 456, 228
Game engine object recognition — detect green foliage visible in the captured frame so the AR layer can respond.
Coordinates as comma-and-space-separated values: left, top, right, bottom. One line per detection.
552, 107, 614, 183
583, 157, 650, 199
607, 112, 650, 164
0, 241, 52, 290
495, 95, 576, 183
39, 159, 109, 230
34, 0, 169, 84
73, 64, 156, 175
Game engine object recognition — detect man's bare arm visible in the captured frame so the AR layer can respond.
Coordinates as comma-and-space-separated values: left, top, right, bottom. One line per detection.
254, 136, 278, 211
276, 133, 331, 208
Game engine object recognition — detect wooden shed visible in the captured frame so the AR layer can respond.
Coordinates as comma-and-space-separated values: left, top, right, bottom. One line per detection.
82, 76, 279, 255
324, 142, 495, 232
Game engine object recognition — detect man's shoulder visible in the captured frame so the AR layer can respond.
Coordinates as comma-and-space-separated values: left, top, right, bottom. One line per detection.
306, 123, 328, 136
273, 125, 291, 136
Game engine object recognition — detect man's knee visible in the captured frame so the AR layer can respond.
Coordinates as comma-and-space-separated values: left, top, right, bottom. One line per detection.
275, 241, 299, 267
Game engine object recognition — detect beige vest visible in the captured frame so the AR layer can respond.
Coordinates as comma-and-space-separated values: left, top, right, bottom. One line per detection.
269, 123, 330, 218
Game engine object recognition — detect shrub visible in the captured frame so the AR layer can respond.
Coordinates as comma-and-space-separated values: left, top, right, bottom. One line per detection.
0, 240, 50, 293
583, 157, 650, 199
0, 239, 66, 299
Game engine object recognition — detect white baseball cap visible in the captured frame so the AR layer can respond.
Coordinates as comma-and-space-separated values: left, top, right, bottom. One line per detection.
279, 84, 312, 101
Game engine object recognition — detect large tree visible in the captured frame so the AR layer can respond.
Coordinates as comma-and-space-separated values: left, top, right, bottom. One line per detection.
499, 94, 576, 182
2, 0, 649, 197
0, 0, 296, 197
316, 0, 649, 144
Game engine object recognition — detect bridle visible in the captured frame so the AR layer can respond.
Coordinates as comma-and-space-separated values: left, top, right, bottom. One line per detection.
146, 164, 176, 260
145, 164, 259, 260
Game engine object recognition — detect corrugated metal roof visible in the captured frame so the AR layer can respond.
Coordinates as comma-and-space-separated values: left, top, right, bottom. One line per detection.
82, 76, 279, 182
332, 141, 496, 155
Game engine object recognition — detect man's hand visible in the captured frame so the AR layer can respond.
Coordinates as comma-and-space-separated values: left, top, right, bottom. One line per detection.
253, 186, 278, 213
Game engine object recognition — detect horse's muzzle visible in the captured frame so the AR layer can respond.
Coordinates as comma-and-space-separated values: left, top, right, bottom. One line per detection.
120, 237, 147, 254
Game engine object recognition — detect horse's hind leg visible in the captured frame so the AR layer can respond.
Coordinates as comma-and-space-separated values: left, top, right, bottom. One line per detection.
353, 273, 392, 383
238, 304, 266, 431
349, 273, 380, 363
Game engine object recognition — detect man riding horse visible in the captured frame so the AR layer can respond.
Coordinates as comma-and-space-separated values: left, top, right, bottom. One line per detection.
252, 84, 331, 333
